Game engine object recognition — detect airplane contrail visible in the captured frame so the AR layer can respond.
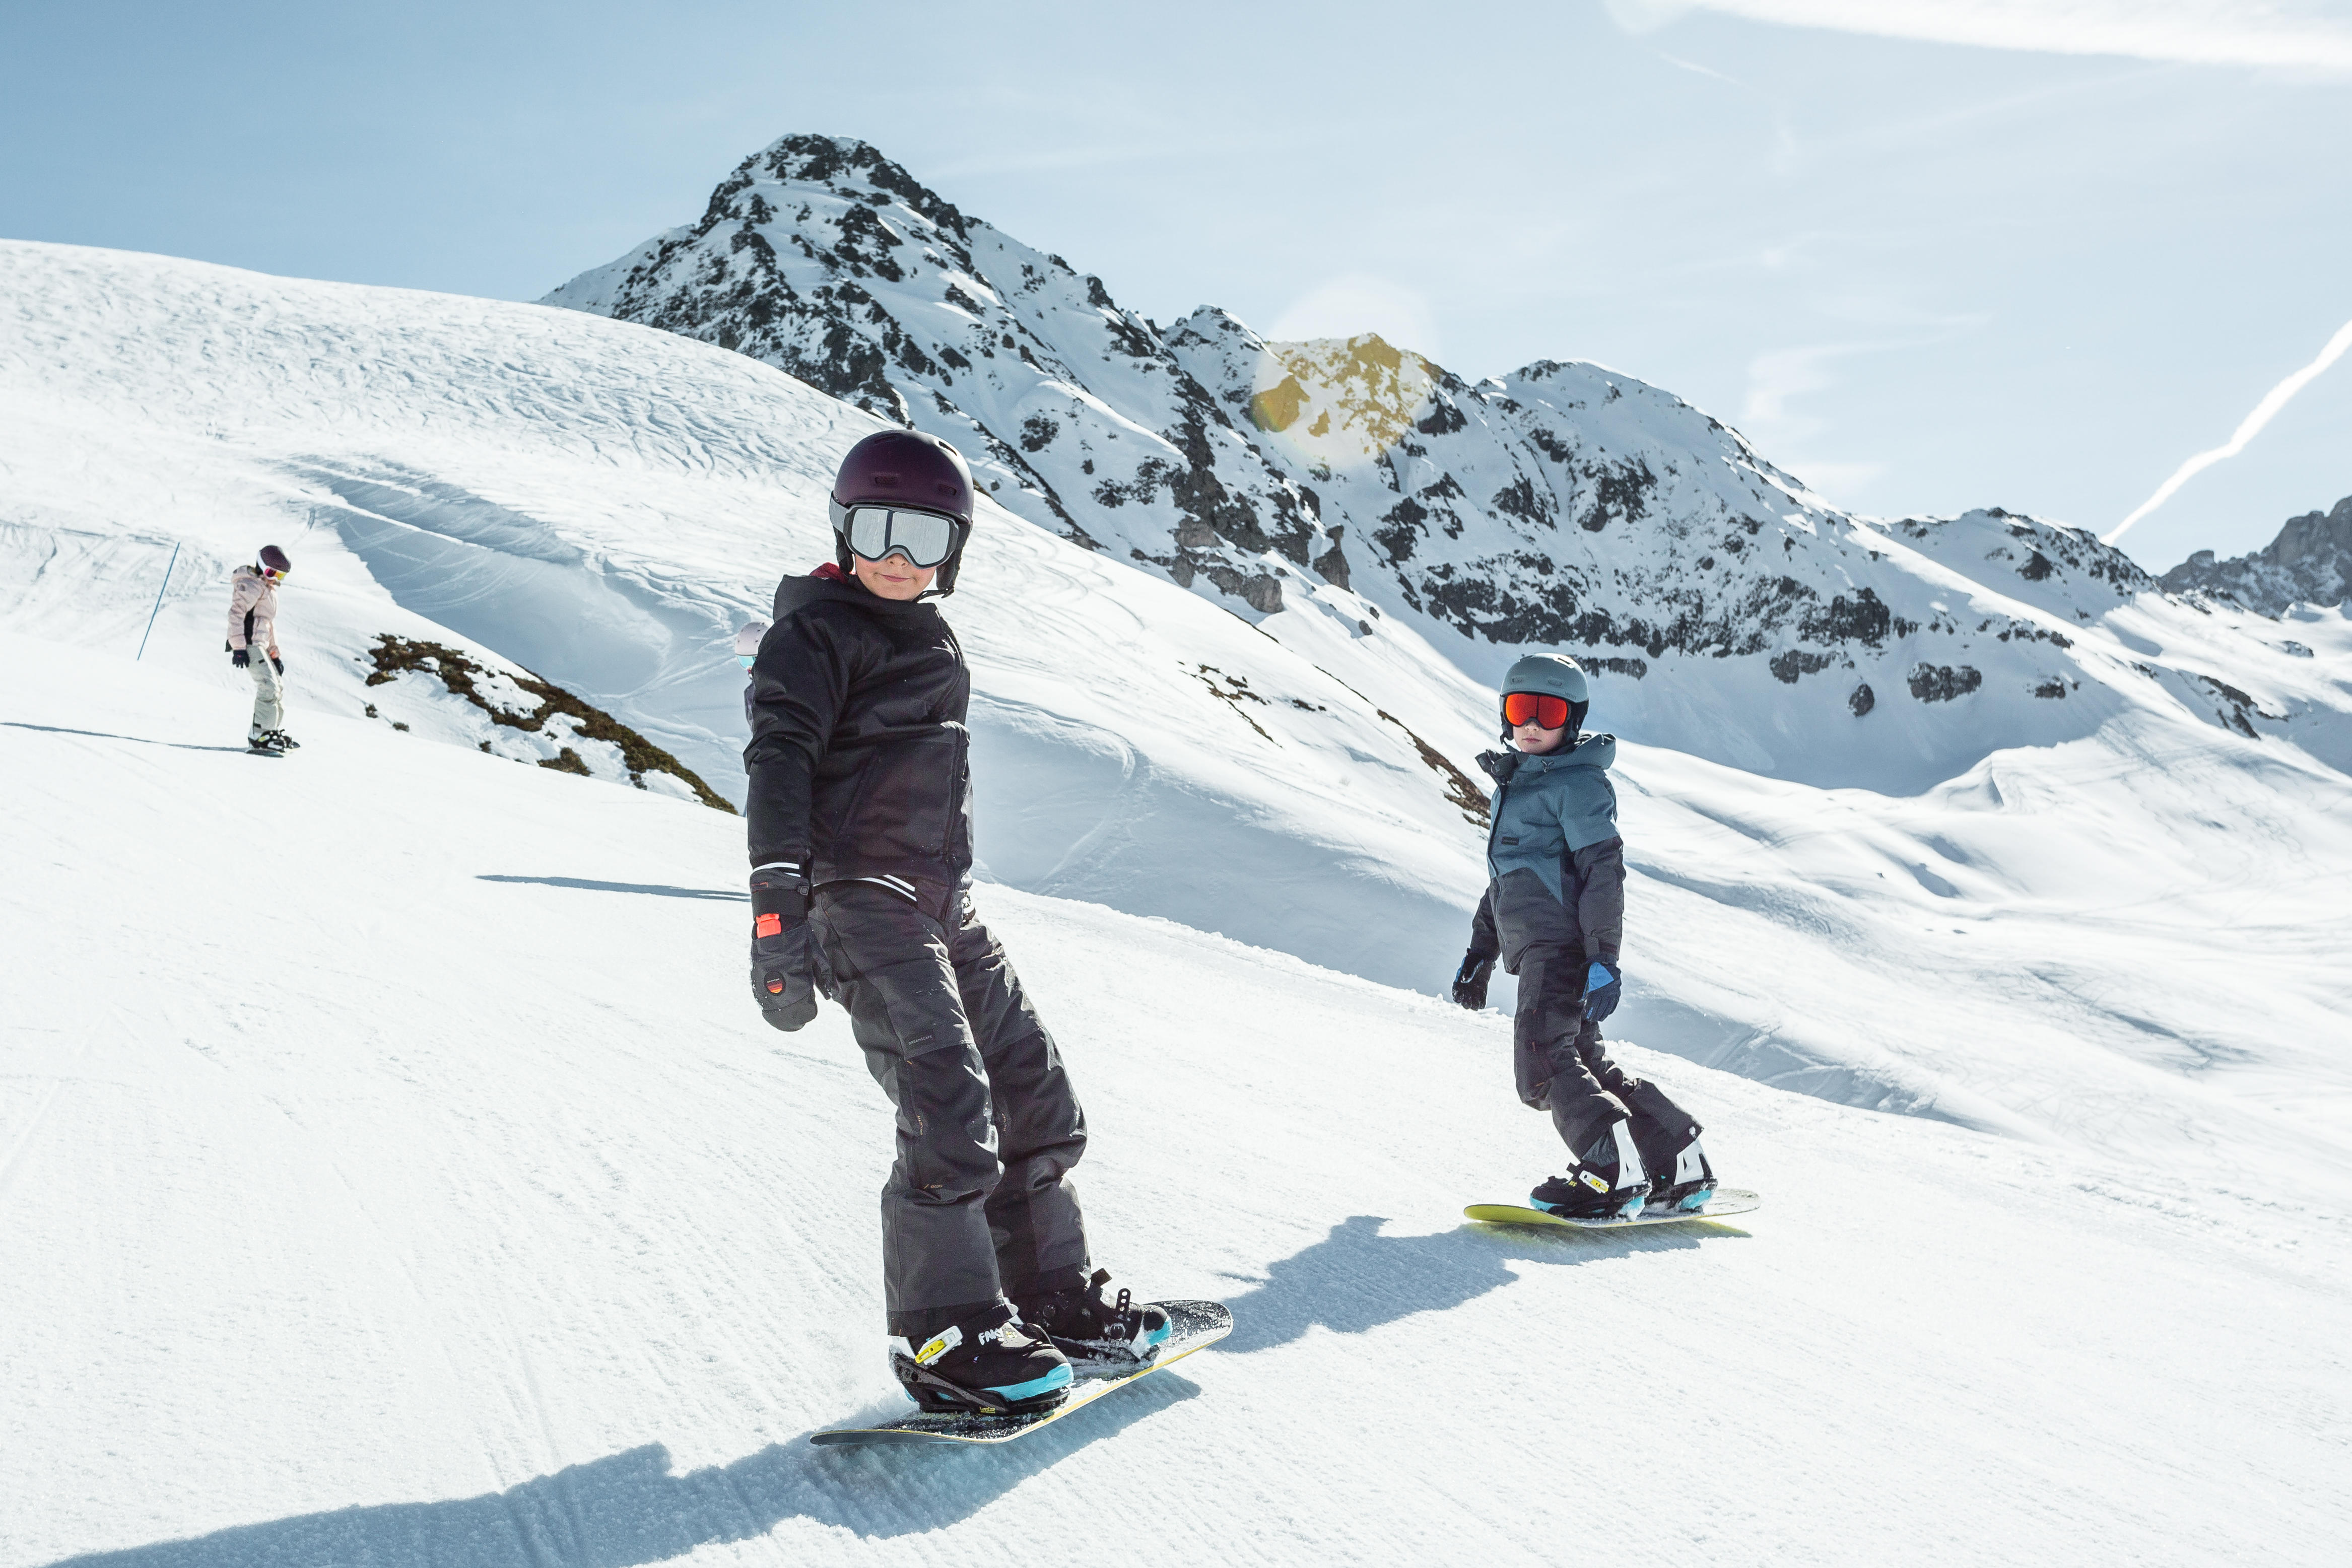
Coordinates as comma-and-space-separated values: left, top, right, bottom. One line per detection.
2107, 316, 2352, 545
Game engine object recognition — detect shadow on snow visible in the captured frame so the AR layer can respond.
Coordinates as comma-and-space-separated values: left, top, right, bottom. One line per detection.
0, 721, 249, 755
45, 1377, 1199, 1567
1218, 1213, 1721, 1354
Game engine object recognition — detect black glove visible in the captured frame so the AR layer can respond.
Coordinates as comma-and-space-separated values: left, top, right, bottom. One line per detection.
230, 648, 249, 668
270, 654, 284, 674
1584, 960, 1623, 1024
1452, 950, 1495, 1010
749, 864, 820, 1031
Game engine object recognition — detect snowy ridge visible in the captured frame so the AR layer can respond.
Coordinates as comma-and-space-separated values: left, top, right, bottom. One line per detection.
549, 137, 2352, 793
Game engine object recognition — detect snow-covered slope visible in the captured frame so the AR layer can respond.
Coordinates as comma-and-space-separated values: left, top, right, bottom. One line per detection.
0, 239, 1497, 994
6, 640, 2348, 1568
7, 239, 2352, 1199
549, 137, 2352, 792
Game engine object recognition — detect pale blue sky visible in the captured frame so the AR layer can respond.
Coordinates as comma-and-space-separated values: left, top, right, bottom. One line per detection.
5, 0, 2346, 569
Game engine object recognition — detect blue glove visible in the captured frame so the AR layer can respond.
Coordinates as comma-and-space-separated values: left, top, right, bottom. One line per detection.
1584, 960, 1623, 1024
1452, 950, 1495, 1010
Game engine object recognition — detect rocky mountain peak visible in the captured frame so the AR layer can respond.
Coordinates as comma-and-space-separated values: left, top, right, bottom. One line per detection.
543, 134, 2340, 776
543, 139, 1327, 617
2161, 495, 2352, 613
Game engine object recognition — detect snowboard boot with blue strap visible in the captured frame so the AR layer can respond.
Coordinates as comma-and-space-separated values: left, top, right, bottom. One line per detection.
1014, 1268, 1172, 1371
1646, 1136, 1719, 1214
888, 1302, 1072, 1415
1530, 1120, 1651, 1220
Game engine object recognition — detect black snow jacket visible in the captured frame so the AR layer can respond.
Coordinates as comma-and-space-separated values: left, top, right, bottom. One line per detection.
744, 565, 974, 895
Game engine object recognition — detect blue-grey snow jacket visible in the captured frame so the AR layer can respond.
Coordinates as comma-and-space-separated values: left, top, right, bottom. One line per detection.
1467, 734, 1626, 972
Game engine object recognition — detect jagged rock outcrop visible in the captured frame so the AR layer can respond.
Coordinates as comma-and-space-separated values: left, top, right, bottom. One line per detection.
2160, 496, 2352, 613
543, 135, 1326, 616
1168, 312, 2150, 700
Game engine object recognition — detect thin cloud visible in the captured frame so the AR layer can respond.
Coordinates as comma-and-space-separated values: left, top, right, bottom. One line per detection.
1608, 0, 2352, 70
2106, 316, 2352, 544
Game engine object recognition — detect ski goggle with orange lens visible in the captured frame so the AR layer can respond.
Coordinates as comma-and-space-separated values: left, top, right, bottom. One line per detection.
1502, 692, 1572, 730
835, 504, 963, 568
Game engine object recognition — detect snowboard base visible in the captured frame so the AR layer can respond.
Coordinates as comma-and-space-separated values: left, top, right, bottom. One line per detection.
1464, 1188, 1761, 1230
809, 1299, 1232, 1448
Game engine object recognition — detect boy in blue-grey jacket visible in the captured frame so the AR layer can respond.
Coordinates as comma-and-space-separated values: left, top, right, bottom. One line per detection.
1452, 653, 1718, 1218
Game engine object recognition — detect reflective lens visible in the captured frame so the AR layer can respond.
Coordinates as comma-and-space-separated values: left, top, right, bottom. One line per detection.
843, 506, 960, 568
1502, 692, 1571, 730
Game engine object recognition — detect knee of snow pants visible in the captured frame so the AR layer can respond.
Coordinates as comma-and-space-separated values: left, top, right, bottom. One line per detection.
1513, 943, 1624, 1126
1554, 1012, 1703, 1179
948, 908, 1090, 1300
813, 884, 1092, 1332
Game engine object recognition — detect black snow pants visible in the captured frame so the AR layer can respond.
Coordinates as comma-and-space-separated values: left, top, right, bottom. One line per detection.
1513, 942, 1700, 1180
810, 881, 1091, 1338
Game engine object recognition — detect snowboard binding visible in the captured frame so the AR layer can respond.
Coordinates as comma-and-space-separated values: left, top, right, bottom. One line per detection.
885, 1305, 1073, 1416
889, 1351, 1071, 1416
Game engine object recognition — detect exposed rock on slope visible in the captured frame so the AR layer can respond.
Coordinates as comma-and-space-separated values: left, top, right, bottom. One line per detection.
2161, 495, 2352, 613
362, 635, 732, 810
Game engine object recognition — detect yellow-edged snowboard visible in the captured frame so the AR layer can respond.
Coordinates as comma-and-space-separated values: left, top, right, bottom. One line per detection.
1465, 1188, 1761, 1230
810, 1300, 1232, 1448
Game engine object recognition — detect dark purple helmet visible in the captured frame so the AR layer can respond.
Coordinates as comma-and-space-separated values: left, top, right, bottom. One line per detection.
258, 544, 292, 577
828, 430, 975, 594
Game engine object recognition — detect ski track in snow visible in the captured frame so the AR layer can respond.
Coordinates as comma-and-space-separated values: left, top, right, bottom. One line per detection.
2, 647, 2348, 1567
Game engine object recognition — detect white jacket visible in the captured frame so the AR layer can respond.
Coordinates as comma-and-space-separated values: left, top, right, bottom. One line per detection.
226, 567, 279, 653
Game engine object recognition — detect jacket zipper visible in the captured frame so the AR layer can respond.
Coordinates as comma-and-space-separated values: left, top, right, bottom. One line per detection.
941, 723, 969, 862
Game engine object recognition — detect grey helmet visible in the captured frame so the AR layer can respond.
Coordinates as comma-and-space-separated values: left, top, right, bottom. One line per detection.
1498, 652, 1590, 739
735, 620, 769, 670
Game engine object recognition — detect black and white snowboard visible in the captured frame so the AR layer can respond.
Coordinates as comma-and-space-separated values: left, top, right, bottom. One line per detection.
810, 1300, 1232, 1448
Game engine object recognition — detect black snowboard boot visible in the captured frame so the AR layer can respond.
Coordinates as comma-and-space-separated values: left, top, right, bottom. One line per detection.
1531, 1120, 1651, 1219
1014, 1268, 1172, 1369
1646, 1136, 1718, 1214
888, 1302, 1071, 1415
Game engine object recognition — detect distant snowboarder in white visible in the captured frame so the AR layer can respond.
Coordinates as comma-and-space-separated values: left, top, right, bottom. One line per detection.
1452, 653, 1717, 1218
226, 546, 300, 755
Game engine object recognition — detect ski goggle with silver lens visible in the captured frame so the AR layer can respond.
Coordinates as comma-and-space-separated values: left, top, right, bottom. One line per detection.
837, 505, 962, 568
1502, 692, 1572, 730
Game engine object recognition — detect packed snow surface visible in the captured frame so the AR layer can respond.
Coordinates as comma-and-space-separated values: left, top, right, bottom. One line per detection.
6, 238, 2352, 1206
5, 641, 2349, 1568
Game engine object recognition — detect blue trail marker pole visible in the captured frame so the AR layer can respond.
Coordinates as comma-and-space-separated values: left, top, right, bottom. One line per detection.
137, 541, 180, 661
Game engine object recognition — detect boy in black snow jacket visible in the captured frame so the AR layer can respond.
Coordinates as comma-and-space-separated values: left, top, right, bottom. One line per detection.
1451, 653, 1719, 1219
742, 430, 1167, 1416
